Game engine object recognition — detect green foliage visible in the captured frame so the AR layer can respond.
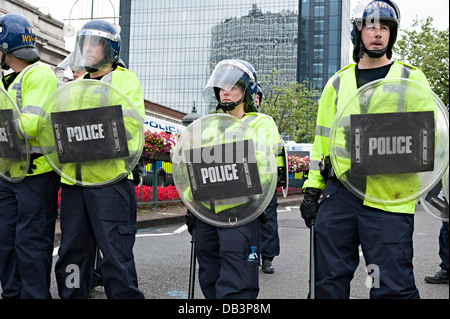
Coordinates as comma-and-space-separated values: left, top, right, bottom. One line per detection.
258, 69, 320, 143
394, 17, 449, 105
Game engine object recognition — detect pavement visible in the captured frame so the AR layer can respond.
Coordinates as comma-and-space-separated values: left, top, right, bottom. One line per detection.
54, 194, 304, 242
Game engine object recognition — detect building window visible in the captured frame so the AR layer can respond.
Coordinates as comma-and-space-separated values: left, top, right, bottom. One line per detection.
314, 20, 324, 31
313, 48, 323, 60
314, 6, 325, 17
314, 34, 324, 45
313, 63, 323, 74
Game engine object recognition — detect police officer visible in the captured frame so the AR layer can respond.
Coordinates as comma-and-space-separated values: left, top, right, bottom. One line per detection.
300, 0, 431, 299
54, 52, 85, 87
254, 85, 282, 274
191, 59, 283, 298
0, 13, 60, 299
54, 20, 145, 299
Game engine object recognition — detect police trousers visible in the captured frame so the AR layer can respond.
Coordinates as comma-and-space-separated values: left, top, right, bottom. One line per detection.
0, 172, 60, 299
261, 189, 280, 260
54, 179, 144, 299
195, 218, 261, 299
314, 178, 420, 299
438, 222, 449, 271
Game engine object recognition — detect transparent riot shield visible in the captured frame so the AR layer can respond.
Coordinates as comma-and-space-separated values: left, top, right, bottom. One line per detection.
443, 166, 449, 204
419, 180, 449, 222
0, 86, 29, 182
281, 141, 289, 197
172, 113, 277, 227
329, 78, 449, 205
37, 80, 144, 187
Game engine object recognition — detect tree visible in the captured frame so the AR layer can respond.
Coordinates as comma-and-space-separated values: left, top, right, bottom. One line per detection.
394, 17, 449, 106
258, 69, 320, 143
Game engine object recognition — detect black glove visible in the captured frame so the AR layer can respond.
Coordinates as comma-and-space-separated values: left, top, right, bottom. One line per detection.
258, 211, 269, 225
277, 167, 286, 188
185, 209, 197, 236
131, 165, 142, 185
300, 187, 322, 228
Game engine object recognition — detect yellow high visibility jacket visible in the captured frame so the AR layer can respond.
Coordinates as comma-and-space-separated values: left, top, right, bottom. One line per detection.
303, 61, 432, 214
241, 112, 285, 168
1, 62, 57, 176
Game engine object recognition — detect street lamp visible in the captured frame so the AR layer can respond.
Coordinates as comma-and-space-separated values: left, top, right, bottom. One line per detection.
63, 0, 121, 38
182, 102, 202, 126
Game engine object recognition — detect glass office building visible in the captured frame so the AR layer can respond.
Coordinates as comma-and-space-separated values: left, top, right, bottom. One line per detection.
119, 0, 352, 115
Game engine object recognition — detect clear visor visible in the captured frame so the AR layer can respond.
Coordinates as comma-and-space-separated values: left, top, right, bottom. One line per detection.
203, 60, 254, 105
351, 0, 400, 31
72, 30, 114, 72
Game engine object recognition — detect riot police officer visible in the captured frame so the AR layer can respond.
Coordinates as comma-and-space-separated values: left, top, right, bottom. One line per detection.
54, 20, 145, 299
300, 0, 432, 298
190, 59, 283, 298
0, 13, 60, 299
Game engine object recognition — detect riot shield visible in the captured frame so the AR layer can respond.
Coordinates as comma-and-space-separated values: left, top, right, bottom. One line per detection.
0, 86, 29, 182
419, 180, 449, 222
172, 113, 277, 227
281, 141, 289, 197
37, 80, 144, 187
329, 78, 449, 205
443, 167, 449, 204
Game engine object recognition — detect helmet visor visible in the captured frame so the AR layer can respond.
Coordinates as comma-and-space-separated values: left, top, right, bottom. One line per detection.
203, 60, 254, 105
72, 29, 117, 72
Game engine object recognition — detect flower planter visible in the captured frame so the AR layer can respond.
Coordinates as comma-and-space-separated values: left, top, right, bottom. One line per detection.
149, 152, 171, 162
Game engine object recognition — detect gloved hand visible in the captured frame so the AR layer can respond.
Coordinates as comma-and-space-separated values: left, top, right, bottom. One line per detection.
258, 211, 269, 225
300, 187, 322, 228
185, 209, 197, 235
277, 167, 286, 188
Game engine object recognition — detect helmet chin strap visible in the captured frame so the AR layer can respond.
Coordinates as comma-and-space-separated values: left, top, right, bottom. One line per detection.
0, 48, 7, 68
361, 41, 388, 59
364, 46, 388, 58
216, 90, 246, 112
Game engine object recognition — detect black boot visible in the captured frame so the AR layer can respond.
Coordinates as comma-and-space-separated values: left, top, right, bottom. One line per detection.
424, 269, 449, 284
262, 257, 274, 274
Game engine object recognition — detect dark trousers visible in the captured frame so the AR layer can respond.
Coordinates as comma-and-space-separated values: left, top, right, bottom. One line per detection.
439, 222, 449, 271
195, 218, 261, 299
314, 178, 420, 299
0, 172, 60, 298
260, 190, 280, 260
55, 179, 144, 299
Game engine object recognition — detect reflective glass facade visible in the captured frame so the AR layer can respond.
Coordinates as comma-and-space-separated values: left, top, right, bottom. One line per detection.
119, 0, 351, 115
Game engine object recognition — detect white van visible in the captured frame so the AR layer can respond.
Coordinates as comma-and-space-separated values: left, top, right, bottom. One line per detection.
143, 115, 185, 135
141, 115, 186, 187
284, 141, 313, 158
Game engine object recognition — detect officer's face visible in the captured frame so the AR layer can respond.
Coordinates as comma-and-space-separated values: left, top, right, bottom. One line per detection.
361, 22, 390, 51
254, 94, 260, 107
73, 70, 84, 80
82, 36, 106, 66
219, 85, 244, 104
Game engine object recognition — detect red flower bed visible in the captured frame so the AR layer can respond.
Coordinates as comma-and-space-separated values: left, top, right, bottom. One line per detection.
135, 185, 181, 203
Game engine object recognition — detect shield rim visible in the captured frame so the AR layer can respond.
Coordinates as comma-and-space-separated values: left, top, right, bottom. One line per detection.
37, 79, 144, 187
172, 113, 277, 227
0, 86, 30, 182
